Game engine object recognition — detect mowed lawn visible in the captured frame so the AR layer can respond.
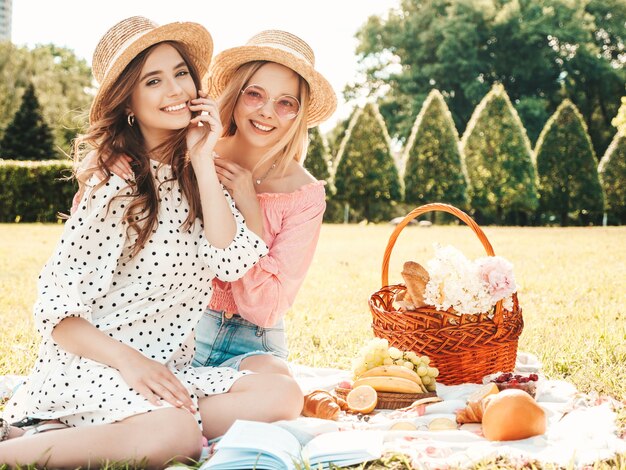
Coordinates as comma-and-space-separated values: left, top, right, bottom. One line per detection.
1, 223, 625, 403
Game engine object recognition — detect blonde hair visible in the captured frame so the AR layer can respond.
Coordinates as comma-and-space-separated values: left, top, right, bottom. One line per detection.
217, 61, 310, 174
73, 41, 203, 257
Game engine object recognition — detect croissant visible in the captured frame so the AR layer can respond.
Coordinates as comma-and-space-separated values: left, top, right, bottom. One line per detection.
456, 399, 484, 424
456, 383, 500, 424
401, 261, 430, 308
302, 390, 341, 420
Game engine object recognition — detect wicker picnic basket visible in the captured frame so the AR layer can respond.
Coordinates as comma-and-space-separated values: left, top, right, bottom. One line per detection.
369, 203, 524, 386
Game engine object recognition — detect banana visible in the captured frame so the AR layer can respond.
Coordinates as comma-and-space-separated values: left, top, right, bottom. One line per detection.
357, 365, 427, 392
353, 376, 424, 394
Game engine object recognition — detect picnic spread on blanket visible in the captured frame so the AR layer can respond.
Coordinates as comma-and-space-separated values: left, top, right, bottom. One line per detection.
1, 203, 625, 468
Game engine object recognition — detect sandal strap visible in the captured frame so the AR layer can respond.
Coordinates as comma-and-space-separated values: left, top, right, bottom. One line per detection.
23, 422, 69, 437
0, 418, 9, 442
11, 417, 43, 428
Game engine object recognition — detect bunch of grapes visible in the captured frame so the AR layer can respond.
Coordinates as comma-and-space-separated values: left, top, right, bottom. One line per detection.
351, 338, 439, 392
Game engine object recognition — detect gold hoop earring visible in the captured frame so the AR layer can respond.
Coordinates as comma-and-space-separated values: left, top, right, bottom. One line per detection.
127, 114, 135, 127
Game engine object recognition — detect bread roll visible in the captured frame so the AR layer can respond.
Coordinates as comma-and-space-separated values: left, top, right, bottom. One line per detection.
401, 261, 430, 308
302, 390, 341, 420
481, 389, 546, 441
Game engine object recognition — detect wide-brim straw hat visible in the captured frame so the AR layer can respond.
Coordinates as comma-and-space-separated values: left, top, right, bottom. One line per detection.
90, 16, 213, 124
209, 30, 337, 128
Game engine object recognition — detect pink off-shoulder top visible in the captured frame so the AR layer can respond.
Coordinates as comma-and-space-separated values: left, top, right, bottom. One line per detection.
209, 180, 326, 328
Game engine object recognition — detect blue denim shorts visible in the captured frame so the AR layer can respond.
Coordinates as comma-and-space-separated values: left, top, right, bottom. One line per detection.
192, 308, 288, 371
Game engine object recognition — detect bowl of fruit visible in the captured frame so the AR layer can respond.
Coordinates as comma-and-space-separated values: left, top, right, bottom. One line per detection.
486, 372, 539, 398
336, 338, 439, 410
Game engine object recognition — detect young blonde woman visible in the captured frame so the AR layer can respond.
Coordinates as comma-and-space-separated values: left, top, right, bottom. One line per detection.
0, 17, 302, 468
193, 31, 337, 375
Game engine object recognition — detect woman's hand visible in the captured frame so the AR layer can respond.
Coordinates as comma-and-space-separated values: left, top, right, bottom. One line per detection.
214, 158, 258, 208
76, 151, 134, 184
214, 157, 265, 238
117, 351, 196, 413
186, 90, 222, 165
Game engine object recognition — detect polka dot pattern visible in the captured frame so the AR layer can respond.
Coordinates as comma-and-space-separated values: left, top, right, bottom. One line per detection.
2, 161, 268, 428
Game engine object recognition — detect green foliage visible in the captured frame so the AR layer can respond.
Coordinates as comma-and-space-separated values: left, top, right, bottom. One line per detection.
0, 43, 92, 158
333, 103, 402, 222
461, 84, 538, 224
612, 97, 626, 135
0, 84, 56, 160
354, 0, 625, 158
403, 89, 468, 213
326, 111, 355, 165
535, 100, 604, 226
599, 133, 626, 225
304, 127, 330, 182
0, 160, 76, 222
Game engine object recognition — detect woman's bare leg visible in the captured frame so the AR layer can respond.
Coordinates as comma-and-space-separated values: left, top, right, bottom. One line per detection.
0, 407, 201, 469
239, 354, 291, 375
198, 373, 303, 439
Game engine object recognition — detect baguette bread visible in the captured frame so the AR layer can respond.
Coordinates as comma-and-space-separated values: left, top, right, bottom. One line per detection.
401, 261, 430, 308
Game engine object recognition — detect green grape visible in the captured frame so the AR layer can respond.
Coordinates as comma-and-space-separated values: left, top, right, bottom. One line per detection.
403, 351, 417, 361
383, 357, 394, 365
402, 361, 414, 370
388, 347, 402, 360
426, 383, 437, 392
421, 375, 432, 385
419, 356, 430, 365
394, 359, 404, 366
427, 367, 439, 378
417, 365, 428, 376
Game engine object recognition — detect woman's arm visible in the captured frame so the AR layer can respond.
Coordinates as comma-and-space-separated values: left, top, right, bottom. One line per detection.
52, 317, 195, 412
187, 93, 237, 248
230, 187, 326, 327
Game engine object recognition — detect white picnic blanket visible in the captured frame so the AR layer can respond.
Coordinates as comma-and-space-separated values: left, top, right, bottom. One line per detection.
2, 353, 625, 469
285, 352, 626, 469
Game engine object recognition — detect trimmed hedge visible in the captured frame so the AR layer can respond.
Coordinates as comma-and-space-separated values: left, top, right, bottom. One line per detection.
0, 159, 76, 222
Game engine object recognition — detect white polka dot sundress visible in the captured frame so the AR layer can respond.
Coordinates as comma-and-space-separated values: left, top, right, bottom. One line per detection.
2, 160, 268, 428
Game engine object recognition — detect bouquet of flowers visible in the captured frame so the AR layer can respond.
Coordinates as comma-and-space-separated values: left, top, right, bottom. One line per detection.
423, 245, 517, 315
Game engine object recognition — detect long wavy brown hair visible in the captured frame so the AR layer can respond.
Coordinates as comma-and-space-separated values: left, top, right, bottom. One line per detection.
73, 41, 203, 257
217, 61, 310, 174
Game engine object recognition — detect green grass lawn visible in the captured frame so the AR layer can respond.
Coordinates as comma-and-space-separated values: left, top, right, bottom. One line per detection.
1, 223, 625, 469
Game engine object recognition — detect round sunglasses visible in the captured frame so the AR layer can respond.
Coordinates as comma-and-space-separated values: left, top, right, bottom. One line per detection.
240, 84, 301, 120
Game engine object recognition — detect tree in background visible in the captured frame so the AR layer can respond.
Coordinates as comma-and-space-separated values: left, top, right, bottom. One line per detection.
612, 97, 626, 135
0, 83, 55, 160
535, 100, 604, 226
326, 110, 356, 167
353, 0, 625, 157
403, 89, 468, 216
304, 127, 330, 182
598, 98, 626, 225
333, 103, 401, 222
0, 43, 92, 158
461, 84, 537, 224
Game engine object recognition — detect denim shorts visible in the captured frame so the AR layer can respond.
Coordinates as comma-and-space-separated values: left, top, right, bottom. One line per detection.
192, 308, 288, 371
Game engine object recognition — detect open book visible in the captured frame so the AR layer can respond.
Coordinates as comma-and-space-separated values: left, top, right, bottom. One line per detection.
201, 420, 383, 470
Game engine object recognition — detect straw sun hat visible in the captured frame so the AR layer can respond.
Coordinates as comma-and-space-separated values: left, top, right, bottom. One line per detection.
209, 30, 337, 128
89, 16, 213, 124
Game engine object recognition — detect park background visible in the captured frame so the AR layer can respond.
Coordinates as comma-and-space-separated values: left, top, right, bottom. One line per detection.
1, 0, 625, 468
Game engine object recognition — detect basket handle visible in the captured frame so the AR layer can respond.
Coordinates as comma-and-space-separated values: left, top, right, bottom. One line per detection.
381, 203, 505, 332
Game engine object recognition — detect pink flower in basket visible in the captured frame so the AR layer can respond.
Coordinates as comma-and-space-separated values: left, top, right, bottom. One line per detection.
476, 256, 517, 302
423, 245, 517, 315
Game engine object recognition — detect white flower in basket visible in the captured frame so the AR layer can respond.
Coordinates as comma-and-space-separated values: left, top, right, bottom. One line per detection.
423, 245, 516, 316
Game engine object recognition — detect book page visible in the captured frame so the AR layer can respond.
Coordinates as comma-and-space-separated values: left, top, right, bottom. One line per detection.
203, 420, 301, 469
304, 430, 383, 467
